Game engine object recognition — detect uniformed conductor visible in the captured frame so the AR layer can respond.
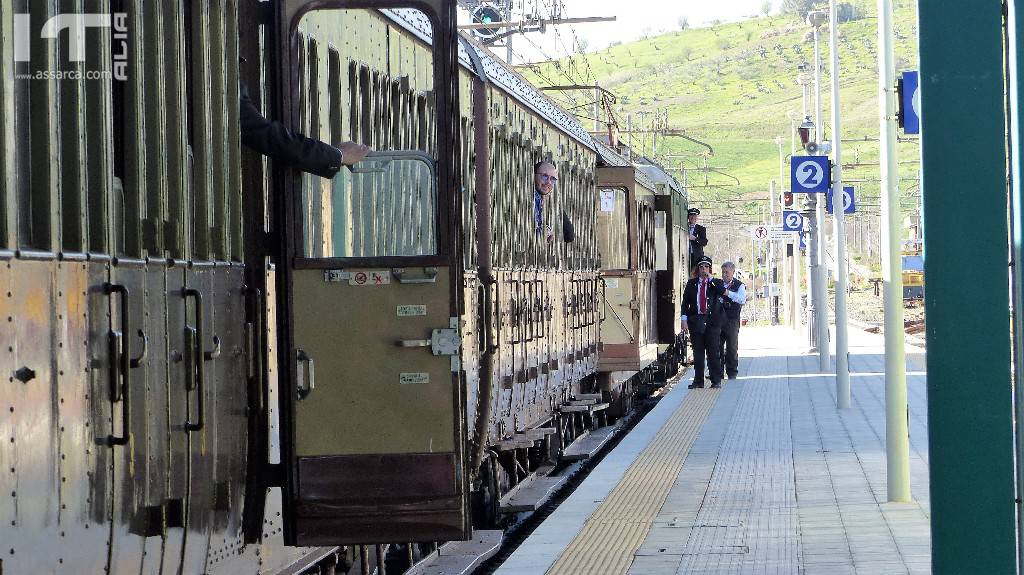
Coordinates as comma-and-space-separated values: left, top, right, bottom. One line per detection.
718, 261, 747, 380
687, 207, 708, 275
681, 255, 727, 388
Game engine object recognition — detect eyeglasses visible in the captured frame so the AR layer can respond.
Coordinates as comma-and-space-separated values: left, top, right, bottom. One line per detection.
538, 174, 558, 183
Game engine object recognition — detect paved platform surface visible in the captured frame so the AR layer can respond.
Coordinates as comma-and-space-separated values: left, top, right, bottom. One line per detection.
494, 326, 930, 575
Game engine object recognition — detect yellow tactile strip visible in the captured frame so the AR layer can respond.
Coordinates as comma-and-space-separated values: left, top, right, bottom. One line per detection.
546, 387, 722, 575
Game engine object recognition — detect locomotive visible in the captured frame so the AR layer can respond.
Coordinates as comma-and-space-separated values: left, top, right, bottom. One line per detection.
0, 1, 690, 573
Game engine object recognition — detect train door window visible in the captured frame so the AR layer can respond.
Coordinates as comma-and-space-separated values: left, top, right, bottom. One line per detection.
276, 3, 467, 547
655, 210, 668, 271
597, 187, 629, 270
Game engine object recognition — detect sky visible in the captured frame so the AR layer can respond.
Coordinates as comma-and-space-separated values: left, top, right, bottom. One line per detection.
460, 0, 777, 64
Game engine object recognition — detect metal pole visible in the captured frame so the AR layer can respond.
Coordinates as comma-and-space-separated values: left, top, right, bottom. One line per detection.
812, 13, 830, 369
829, 0, 850, 408
877, 0, 910, 503
770, 180, 778, 324
790, 118, 802, 331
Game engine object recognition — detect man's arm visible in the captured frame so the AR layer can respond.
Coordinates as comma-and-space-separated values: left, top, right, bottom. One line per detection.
240, 83, 369, 178
726, 283, 747, 305
696, 225, 709, 247
562, 211, 575, 243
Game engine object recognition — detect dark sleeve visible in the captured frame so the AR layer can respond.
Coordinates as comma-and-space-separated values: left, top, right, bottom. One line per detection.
696, 225, 708, 247
682, 281, 695, 316
239, 83, 343, 179
562, 211, 575, 243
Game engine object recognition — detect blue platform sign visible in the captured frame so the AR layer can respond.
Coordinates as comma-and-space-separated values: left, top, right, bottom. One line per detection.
782, 210, 804, 232
799, 231, 806, 250
902, 70, 920, 134
790, 156, 830, 193
826, 186, 856, 214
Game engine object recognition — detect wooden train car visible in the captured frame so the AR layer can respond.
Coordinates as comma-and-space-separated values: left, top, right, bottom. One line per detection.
593, 143, 689, 410
0, 1, 689, 573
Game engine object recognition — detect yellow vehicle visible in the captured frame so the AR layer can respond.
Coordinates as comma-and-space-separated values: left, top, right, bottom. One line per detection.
902, 240, 925, 300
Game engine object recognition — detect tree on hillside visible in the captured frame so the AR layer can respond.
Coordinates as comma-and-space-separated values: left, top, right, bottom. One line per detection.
678, 16, 690, 30
762, 1, 773, 16
782, 0, 815, 18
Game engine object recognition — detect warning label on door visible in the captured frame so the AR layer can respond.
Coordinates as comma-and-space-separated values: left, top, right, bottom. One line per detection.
349, 270, 390, 286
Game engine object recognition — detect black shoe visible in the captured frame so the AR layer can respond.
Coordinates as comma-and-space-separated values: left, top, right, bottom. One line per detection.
710, 381, 722, 388
688, 383, 704, 389
727, 373, 737, 380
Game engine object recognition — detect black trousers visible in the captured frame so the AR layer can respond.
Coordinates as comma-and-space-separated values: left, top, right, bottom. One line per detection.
720, 317, 740, 377
688, 317, 723, 385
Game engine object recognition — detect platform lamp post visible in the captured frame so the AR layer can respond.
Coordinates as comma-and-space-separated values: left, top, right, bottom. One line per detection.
808, 9, 831, 371
828, 0, 851, 408
797, 115, 824, 355
877, 0, 910, 503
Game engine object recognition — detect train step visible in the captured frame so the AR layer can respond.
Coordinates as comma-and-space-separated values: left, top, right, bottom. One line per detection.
575, 393, 603, 401
559, 400, 609, 413
499, 465, 570, 514
405, 530, 503, 575
562, 423, 618, 462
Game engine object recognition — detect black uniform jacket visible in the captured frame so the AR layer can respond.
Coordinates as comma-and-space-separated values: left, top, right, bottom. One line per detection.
689, 223, 708, 261
240, 83, 342, 179
682, 276, 727, 326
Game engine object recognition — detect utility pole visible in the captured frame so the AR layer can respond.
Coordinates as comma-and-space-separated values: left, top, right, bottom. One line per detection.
809, 10, 830, 370
769, 180, 779, 325
829, 0, 850, 408
877, 0, 910, 503
788, 112, 802, 332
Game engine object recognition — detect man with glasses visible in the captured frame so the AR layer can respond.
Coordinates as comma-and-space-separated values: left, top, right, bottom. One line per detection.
681, 256, 727, 388
534, 161, 575, 245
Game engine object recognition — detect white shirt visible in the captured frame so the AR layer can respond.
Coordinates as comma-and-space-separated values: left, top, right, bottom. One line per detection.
680, 277, 710, 322
723, 279, 747, 305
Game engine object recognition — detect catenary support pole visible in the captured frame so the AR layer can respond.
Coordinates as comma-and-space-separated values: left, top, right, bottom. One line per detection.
877, 0, 909, 503
829, 0, 850, 408
811, 13, 830, 369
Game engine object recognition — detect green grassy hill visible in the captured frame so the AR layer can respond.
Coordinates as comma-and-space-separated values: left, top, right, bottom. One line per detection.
519, 2, 920, 228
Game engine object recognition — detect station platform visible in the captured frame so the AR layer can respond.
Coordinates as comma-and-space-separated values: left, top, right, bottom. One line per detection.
493, 326, 930, 575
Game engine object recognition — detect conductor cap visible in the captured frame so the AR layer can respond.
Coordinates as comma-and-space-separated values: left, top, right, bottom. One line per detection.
688, 207, 700, 216
697, 255, 713, 268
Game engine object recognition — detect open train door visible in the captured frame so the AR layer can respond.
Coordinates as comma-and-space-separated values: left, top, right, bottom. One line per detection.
272, 0, 468, 545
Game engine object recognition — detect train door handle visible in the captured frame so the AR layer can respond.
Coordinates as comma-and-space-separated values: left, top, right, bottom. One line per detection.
396, 339, 432, 347
103, 282, 131, 446
296, 349, 315, 400
130, 329, 148, 368
183, 288, 206, 432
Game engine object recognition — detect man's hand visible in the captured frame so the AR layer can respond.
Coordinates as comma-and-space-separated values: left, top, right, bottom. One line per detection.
689, 233, 697, 241
681, 322, 689, 334
336, 141, 371, 165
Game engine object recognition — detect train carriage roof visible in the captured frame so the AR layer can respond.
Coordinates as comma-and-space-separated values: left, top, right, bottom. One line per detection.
381, 9, 596, 151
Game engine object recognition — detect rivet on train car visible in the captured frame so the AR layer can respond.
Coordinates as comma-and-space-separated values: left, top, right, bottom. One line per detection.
14, 367, 35, 383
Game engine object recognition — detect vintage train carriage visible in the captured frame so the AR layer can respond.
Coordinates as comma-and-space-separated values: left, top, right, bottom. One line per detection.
0, 0, 468, 573
593, 144, 688, 406
0, 0, 678, 571
635, 159, 689, 381
280, 3, 600, 547
0, 1, 316, 573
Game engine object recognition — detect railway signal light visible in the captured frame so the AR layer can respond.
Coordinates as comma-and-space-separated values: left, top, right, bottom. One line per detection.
472, 3, 504, 40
